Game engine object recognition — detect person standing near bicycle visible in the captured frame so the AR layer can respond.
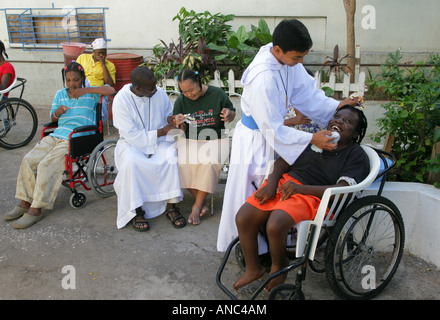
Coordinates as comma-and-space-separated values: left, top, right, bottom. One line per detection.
0, 40, 16, 100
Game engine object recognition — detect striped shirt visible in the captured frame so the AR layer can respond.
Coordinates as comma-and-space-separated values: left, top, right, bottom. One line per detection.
50, 88, 100, 140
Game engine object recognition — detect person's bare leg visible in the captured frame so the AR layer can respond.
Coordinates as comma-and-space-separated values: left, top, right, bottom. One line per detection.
19, 200, 41, 216
265, 209, 295, 291
233, 203, 270, 290
187, 188, 209, 225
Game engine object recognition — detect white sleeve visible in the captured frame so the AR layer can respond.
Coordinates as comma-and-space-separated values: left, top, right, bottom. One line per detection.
290, 64, 339, 128
243, 72, 313, 165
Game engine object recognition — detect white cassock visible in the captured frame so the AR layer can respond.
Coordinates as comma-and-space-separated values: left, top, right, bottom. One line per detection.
216, 43, 340, 252
112, 84, 183, 229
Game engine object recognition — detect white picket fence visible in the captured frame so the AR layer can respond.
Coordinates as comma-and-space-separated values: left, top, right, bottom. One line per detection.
160, 45, 366, 98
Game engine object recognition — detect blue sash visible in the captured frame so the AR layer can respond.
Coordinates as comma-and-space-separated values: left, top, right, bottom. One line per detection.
241, 113, 259, 130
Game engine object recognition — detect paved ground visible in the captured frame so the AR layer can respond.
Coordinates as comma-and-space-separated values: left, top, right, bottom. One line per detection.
1, 105, 440, 301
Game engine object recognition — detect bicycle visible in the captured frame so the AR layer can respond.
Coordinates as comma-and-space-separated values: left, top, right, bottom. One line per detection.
0, 77, 38, 149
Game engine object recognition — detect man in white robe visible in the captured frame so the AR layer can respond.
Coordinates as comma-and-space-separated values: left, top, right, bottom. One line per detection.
217, 19, 360, 252
112, 67, 186, 231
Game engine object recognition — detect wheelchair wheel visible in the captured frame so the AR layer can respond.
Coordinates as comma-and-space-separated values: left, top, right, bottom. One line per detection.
70, 192, 87, 209
0, 98, 38, 149
87, 139, 117, 198
325, 195, 405, 300
268, 283, 305, 300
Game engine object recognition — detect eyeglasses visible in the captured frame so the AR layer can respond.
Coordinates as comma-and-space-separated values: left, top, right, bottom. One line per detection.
137, 85, 157, 97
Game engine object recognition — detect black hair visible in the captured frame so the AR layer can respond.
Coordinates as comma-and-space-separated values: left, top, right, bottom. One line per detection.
177, 70, 202, 91
62, 61, 86, 88
272, 19, 313, 53
130, 66, 156, 88
0, 40, 8, 59
335, 104, 368, 144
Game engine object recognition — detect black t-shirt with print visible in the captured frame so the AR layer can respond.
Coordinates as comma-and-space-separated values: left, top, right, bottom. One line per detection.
287, 143, 370, 186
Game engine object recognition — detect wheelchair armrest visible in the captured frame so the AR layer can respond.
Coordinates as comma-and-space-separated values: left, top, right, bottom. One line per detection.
43, 121, 59, 128
72, 125, 99, 133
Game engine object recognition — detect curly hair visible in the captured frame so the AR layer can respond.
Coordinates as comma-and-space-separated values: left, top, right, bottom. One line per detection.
336, 105, 368, 144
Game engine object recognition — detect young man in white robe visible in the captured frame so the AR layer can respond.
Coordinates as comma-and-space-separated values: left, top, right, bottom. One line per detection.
112, 66, 186, 231
217, 19, 361, 252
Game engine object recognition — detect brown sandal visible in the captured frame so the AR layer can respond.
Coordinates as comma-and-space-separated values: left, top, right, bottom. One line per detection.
132, 214, 150, 232
165, 208, 187, 229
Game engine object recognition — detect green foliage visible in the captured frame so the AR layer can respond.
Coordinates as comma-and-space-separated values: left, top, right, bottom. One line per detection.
369, 49, 440, 184
151, 7, 272, 82
207, 19, 272, 75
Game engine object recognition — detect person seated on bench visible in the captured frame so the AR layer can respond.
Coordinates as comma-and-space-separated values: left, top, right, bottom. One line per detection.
233, 105, 370, 292
2, 62, 114, 229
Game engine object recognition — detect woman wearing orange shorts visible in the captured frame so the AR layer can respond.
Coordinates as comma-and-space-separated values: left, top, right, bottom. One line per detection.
233, 105, 370, 292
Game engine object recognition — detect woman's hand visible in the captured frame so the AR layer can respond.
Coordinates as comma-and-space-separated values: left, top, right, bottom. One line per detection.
220, 108, 235, 123
254, 183, 277, 205
277, 180, 304, 201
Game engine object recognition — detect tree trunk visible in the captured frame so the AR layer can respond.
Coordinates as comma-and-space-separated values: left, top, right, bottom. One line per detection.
343, 0, 356, 82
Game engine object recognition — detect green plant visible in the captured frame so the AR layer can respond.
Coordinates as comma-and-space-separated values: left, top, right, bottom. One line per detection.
150, 37, 198, 80
207, 19, 272, 76
369, 49, 440, 184
320, 44, 353, 83
173, 7, 234, 48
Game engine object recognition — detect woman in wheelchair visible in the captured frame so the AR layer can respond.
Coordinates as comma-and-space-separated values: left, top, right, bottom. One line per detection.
3, 62, 114, 229
233, 105, 370, 291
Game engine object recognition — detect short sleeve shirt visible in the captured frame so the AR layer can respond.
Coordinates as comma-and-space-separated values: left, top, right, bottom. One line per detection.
76, 53, 116, 87
50, 88, 101, 140
173, 86, 235, 139
0, 62, 16, 97
287, 143, 370, 185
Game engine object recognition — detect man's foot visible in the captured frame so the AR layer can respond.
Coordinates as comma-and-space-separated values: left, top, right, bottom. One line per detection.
132, 215, 150, 232
233, 266, 266, 291
165, 208, 187, 229
188, 200, 209, 225
265, 258, 289, 292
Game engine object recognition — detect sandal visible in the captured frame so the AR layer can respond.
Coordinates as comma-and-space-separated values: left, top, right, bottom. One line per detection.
132, 215, 150, 232
165, 208, 187, 229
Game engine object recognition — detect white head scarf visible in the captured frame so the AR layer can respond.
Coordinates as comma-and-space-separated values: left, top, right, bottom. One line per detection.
92, 38, 107, 50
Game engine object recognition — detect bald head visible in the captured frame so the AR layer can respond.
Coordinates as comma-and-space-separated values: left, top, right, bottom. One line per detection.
130, 66, 156, 87
130, 66, 158, 98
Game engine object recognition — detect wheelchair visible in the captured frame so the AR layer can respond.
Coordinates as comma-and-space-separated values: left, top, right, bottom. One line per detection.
0, 76, 38, 149
41, 96, 117, 209
216, 146, 405, 300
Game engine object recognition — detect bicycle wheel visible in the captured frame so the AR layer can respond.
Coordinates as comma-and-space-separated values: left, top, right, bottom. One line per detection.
0, 98, 38, 149
325, 195, 405, 299
87, 139, 117, 197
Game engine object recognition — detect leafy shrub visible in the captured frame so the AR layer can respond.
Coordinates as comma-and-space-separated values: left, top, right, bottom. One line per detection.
369, 49, 440, 184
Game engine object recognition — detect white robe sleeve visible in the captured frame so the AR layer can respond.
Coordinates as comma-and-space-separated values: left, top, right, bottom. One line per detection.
243, 71, 314, 165
290, 64, 339, 128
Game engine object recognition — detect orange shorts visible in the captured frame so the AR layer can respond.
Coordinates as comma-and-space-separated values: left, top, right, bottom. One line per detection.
246, 173, 321, 224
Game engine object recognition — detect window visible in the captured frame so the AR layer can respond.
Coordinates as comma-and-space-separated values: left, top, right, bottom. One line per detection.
4, 6, 109, 51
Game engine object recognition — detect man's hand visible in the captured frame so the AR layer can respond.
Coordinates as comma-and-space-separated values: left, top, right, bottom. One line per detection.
310, 130, 338, 151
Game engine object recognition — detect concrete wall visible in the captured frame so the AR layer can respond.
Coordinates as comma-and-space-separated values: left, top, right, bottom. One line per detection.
1, 0, 438, 106
365, 182, 440, 268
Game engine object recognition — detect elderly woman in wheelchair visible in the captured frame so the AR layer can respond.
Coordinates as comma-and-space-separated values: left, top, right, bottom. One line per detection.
233, 105, 370, 292
3, 62, 114, 229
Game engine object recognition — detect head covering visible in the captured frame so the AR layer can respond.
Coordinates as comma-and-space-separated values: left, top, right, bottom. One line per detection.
91, 38, 107, 50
